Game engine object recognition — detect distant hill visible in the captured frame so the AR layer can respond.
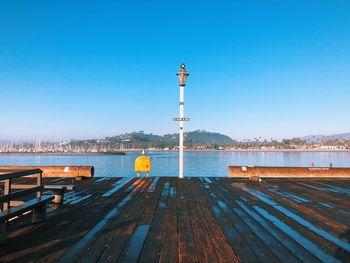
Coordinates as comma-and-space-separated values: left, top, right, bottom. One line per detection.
105, 130, 235, 148
186, 130, 235, 145
301, 133, 350, 143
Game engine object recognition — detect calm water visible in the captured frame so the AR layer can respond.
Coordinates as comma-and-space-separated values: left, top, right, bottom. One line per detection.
1, 151, 350, 177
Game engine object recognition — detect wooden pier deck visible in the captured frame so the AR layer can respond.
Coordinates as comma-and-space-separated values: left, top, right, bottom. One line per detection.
1, 177, 350, 262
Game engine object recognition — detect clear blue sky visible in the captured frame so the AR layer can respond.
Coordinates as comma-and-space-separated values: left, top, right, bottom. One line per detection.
0, 1, 349, 141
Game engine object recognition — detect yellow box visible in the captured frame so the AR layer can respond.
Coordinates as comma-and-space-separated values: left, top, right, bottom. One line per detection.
134, 156, 151, 173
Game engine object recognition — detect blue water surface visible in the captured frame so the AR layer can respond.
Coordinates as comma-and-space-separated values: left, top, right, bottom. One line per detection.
0, 151, 349, 177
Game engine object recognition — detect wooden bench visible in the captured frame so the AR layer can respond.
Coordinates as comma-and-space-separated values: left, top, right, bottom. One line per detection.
10, 184, 75, 204
0, 169, 54, 243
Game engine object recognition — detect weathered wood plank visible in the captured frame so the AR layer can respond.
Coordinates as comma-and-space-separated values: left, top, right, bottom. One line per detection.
1, 177, 350, 263
75, 179, 147, 262
138, 179, 170, 262
176, 178, 199, 263
227, 181, 346, 262
98, 181, 155, 262
159, 179, 178, 263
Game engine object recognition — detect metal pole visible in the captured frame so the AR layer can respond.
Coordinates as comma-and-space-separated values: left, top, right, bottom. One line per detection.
179, 85, 184, 179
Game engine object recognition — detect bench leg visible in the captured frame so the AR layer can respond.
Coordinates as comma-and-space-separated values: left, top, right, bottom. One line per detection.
32, 205, 46, 223
51, 189, 64, 204
0, 223, 6, 244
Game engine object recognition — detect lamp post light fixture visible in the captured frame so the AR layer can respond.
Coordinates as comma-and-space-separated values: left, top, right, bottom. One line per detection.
176, 63, 189, 179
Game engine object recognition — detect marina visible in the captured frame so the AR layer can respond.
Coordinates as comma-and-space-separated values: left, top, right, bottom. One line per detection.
1, 176, 349, 262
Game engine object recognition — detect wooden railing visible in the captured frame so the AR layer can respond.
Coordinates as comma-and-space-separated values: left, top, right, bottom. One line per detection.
0, 169, 43, 211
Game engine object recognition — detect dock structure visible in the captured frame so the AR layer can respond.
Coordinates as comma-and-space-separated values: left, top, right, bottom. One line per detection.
1, 177, 350, 262
228, 166, 350, 179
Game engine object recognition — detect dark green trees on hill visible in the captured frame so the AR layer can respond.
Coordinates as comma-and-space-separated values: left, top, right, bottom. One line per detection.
104, 130, 234, 149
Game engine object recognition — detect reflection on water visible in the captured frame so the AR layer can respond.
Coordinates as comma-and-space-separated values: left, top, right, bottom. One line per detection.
0, 151, 349, 177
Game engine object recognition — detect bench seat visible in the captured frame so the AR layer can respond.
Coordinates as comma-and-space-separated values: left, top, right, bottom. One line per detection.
0, 195, 54, 222
44, 184, 75, 191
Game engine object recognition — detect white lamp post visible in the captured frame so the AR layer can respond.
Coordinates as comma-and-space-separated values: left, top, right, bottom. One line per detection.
176, 63, 189, 179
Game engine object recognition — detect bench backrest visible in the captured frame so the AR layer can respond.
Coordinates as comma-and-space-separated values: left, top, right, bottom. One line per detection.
0, 169, 43, 211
